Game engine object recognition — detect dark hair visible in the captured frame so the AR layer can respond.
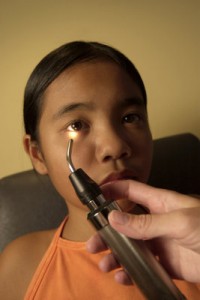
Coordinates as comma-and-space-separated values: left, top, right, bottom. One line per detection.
23, 41, 147, 141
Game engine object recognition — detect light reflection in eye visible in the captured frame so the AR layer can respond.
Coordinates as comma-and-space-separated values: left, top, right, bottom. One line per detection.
67, 120, 87, 133
123, 113, 141, 123
69, 121, 83, 131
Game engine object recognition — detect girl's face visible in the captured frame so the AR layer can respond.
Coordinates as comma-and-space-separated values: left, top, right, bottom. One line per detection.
28, 61, 153, 212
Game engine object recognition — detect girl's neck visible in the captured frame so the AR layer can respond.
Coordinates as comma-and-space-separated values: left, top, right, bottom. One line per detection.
61, 203, 96, 242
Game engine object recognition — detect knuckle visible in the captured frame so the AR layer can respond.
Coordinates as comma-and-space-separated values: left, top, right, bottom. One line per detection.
130, 214, 152, 240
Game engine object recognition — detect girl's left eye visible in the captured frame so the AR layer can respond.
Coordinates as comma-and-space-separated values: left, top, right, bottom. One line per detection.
123, 113, 142, 124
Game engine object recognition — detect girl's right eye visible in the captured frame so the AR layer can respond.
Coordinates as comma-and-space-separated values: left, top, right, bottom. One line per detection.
67, 120, 88, 132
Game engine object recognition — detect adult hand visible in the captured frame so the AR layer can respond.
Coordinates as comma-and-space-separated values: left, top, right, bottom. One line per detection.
86, 180, 200, 284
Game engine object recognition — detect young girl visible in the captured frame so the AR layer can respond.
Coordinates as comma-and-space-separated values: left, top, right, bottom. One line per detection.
0, 41, 199, 299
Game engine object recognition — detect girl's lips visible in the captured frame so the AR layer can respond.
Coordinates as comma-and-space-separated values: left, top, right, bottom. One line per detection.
99, 171, 138, 186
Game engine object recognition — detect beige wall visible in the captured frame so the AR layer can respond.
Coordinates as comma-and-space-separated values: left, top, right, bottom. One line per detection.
1, 0, 200, 178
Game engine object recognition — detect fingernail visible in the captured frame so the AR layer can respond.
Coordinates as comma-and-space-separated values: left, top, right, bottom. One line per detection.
109, 210, 129, 225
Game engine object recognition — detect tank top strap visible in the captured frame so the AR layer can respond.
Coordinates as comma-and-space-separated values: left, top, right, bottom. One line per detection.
24, 216, 68, 300
53, 216, 68, 241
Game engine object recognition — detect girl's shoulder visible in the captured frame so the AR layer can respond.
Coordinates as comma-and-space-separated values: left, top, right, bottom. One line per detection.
0, 229, 56, 300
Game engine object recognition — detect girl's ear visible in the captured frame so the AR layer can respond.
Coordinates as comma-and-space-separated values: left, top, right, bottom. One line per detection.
23, 134, 48, 175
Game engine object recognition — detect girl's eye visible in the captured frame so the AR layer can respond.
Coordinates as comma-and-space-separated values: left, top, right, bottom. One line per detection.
67, 120, 86, 132
123, 113, 141, 124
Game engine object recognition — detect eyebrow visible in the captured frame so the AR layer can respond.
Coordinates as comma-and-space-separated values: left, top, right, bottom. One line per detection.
121, 97, 145, 108
52, 102, 93, 121
52, 97, 145, 121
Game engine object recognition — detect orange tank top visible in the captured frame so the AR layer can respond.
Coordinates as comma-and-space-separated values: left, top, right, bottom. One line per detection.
24, 218, 200, 299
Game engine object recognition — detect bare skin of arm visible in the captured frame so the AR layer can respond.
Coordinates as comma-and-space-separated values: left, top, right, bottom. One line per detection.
0, 229, 55, 300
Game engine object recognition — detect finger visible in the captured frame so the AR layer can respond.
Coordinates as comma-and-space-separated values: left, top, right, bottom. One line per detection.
102, 180, 200, 213
99, 253, 120, 272
108, 210, 158, 240
108, 208, 200, 240
114, 269, 133, 286
86, 233, 108, 253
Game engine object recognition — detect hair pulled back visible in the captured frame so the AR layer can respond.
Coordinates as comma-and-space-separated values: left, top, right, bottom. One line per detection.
23, 41, 147, 141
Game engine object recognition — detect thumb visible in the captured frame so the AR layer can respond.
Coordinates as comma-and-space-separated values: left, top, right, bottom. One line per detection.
108, 210, 170, 240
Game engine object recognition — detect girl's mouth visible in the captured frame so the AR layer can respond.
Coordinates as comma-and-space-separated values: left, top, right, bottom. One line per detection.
100, 170, 138, 186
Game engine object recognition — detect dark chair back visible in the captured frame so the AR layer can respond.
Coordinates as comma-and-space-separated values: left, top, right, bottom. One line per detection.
0, 133, 199, 251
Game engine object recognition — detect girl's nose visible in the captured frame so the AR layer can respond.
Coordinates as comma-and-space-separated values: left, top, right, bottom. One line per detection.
95, 128, 132, 163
